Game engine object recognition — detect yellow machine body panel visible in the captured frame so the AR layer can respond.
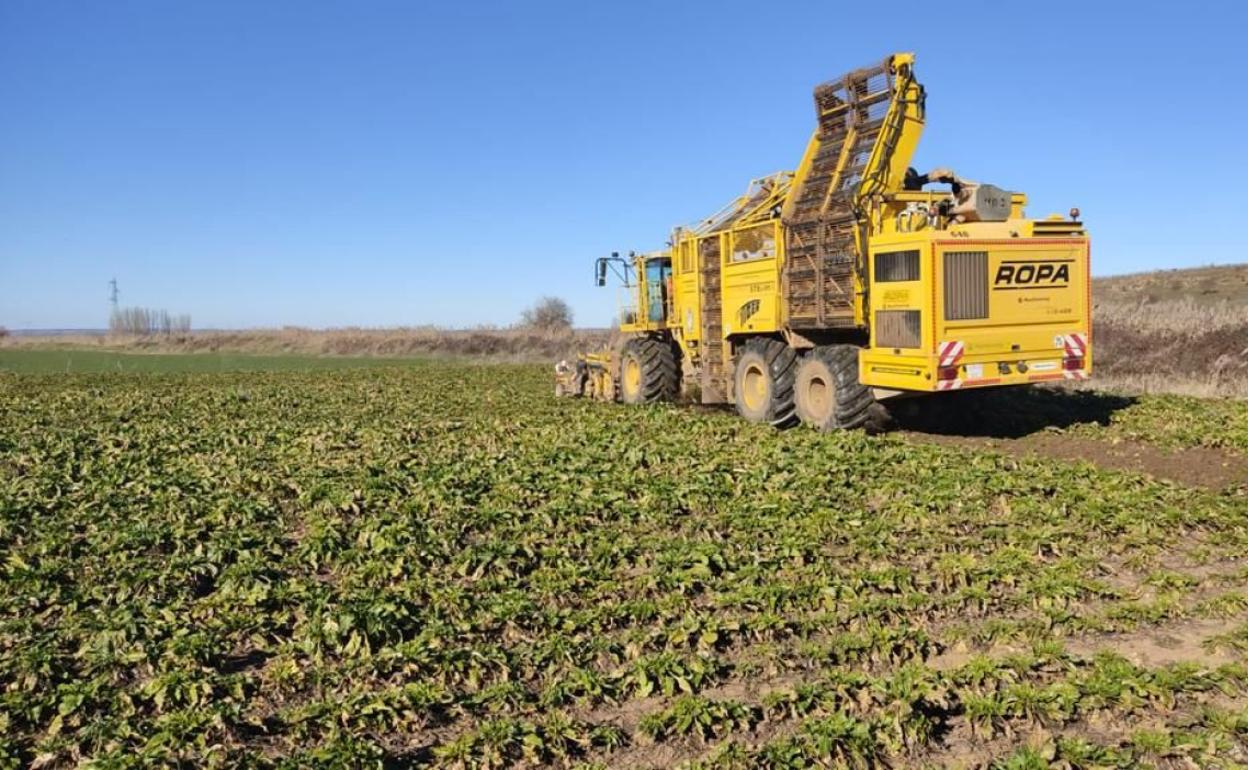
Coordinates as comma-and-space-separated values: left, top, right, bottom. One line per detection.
672, 238, 701, 344
860, 230, 1091, 392
721, 221, 783, 337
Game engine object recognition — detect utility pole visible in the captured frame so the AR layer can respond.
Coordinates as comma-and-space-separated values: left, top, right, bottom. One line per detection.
108, 278, 119, 331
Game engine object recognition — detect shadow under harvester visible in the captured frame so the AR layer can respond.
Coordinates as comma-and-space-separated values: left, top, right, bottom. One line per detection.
886, 387, 1136, 439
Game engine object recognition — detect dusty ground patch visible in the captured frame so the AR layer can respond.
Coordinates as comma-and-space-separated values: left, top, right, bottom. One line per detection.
905, 431, 1248, 491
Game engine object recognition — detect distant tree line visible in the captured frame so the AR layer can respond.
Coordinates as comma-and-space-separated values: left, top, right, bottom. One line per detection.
109, 307, 192, 335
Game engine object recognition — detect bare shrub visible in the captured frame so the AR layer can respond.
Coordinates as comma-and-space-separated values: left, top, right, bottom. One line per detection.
519, 297, 573, 332
110, 308, 191, 335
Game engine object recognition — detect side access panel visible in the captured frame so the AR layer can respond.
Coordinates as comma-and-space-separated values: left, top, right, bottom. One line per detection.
721, 221, 782, 337
672, 238, 701, 347
859, 241, 929, 387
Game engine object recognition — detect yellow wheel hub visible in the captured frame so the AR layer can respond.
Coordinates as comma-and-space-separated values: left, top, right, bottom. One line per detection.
623, 358, 642, 395
805, 374, 830, 416
741, 362, 767, 411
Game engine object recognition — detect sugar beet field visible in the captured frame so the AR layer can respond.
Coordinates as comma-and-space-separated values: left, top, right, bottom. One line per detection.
2, 362, 1248, 769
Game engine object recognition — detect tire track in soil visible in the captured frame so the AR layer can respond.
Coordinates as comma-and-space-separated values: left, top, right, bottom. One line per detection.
903, 431, 1248, 491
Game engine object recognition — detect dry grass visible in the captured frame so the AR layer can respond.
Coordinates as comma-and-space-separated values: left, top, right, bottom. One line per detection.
1095, 296, 1248, 335
0, 326, 615, 364
1091, 265, 1248, 397
1096, 262, 1248, 306
1075, 374, 1246, 399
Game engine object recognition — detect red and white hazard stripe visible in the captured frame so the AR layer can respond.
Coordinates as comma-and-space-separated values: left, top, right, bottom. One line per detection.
1063, 370, 1089, 380
937, 340, 965, 368
936, 379, 963, 391
1062, 332, 1088, 359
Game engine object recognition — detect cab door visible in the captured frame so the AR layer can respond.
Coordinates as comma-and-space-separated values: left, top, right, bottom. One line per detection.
644, 258, 672, 324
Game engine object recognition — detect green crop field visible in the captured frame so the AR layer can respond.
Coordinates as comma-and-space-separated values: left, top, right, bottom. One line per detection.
2, 364, 1247, 768
0, 349, 429, 375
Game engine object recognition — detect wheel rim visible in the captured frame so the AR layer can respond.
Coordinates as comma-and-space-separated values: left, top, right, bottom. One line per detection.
741, 362, 767, 412
623, 358, 642, 396
805, 373, 831, 418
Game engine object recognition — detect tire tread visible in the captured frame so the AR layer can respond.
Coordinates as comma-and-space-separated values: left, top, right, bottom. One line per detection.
807, 344, 891, 433
736, 337, 799, 428
622, 337, 680, 404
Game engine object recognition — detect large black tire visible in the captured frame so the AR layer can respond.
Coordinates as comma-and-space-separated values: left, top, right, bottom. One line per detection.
794, 345, 890, 433
732, 337, 799, 428
618, 337, 679, 404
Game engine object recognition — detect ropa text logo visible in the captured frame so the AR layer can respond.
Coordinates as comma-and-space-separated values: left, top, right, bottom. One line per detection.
993, 261, 1071, 289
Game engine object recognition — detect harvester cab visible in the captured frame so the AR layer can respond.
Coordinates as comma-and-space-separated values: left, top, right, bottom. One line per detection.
641, 255, 673, 325
592, 250, 673, 328
557, 52, 1091, 430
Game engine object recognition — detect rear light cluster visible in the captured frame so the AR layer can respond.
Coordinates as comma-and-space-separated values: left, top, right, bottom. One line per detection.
938, 360, 1083, 380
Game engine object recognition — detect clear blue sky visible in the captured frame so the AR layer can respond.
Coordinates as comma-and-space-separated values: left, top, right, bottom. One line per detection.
2, 1, 1244, 330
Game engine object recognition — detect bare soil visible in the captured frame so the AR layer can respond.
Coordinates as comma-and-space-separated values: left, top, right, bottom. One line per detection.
1065, 616, 1243, 667
906, 430, 1248, 491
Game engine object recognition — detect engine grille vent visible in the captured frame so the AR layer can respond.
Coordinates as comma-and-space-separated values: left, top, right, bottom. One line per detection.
876, 309, 921, 349
875, 250, 920, 282
943, 251, 989, 320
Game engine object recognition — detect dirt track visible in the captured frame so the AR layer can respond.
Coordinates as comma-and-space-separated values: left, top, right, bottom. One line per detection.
906, 430, 1248, 491
881, 386, 1248, 490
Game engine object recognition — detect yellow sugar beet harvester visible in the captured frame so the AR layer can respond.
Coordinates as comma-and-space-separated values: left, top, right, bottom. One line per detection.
556, 53, 1090, 430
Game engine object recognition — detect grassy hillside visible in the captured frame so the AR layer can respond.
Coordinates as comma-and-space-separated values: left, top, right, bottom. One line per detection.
1092, 264, 1248, 396
1095, 263, 1248, 306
